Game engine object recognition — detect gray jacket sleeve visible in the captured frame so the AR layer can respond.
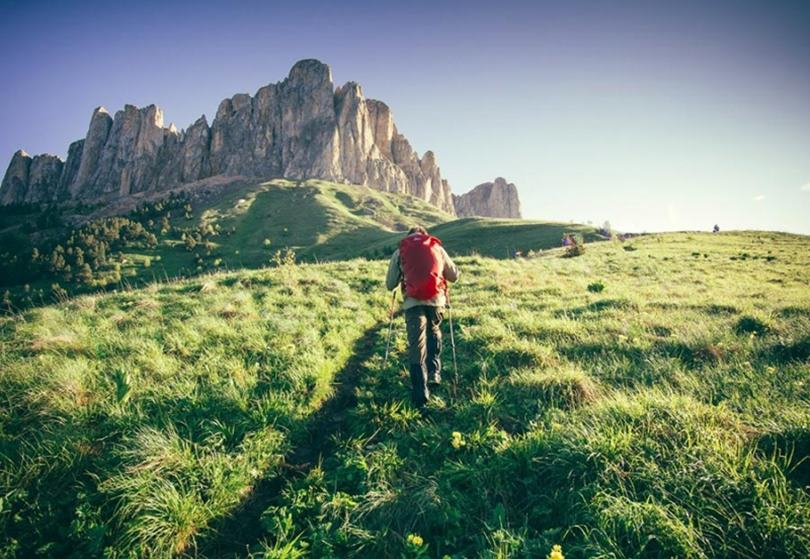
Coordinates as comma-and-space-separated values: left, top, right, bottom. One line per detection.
385, 249, 402, 291
442, 247, 459, 283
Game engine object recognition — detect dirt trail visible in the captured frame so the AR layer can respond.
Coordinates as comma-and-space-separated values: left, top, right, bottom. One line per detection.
201, 320, 387, 557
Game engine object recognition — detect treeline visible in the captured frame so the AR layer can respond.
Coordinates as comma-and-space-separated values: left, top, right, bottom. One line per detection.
1, 217, 158, 287
40, 217, 158, 284
0, 192, 194, 305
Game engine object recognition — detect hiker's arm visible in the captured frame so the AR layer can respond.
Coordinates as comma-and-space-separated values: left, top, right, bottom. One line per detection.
385, 249, 402, 291
442, 248, 459, 283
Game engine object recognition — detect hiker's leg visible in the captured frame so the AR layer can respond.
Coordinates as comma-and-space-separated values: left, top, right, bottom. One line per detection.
426, 306, 443, 384
405, 306, 429, 406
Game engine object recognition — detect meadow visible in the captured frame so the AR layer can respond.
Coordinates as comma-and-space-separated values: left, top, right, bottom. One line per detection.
0, 179, 596, 310
0, 230, 808, 558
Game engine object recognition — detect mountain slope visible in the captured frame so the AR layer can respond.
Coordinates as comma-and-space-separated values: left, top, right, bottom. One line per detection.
188, 178, 453, 263
1, 178, 593, 309
1, 231, 808, 557
144, 179, 596, 270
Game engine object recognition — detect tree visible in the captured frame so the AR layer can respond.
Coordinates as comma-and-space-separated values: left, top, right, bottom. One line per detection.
77, 263, 94, 285
50, 246, 66, 273
183, 233, 197, 251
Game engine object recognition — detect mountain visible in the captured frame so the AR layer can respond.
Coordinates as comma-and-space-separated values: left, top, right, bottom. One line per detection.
1, 60, 462, 213
453, 177, 522, 218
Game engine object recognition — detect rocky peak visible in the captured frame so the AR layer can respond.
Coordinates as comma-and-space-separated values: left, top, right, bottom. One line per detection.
287, 59, 333, 88
27, 154, 64, 204
1, 59, 456, 214
366, 100, 394, 159
453, 177, 522, 218
0, 150, 33, 205
73, 107, 113, 194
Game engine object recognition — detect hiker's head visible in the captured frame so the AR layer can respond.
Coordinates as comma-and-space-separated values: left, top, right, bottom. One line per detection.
408, 226, 428, 236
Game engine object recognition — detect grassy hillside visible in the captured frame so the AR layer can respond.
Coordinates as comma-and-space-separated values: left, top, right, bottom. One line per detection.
2, 231, 808, 558
190, 179, 452, 264
1, 179, 598, 310
361, 217, 601, 259
99, 179, 455, 283
137, 179, 599, 267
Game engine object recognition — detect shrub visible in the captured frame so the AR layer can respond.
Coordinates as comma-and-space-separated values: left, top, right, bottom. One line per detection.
734, 315, 770, 336
587, 281, 605, 293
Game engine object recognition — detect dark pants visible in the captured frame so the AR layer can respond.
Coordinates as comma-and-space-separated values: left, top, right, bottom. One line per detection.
404, 305, 443, 407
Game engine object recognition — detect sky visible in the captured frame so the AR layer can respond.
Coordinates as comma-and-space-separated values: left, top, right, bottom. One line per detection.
1, 0, 809, 234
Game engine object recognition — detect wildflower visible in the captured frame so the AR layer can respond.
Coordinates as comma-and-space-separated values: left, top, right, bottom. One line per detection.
547, 544, 565, 559
406, 533, 424, 546
450, 431, 466, 449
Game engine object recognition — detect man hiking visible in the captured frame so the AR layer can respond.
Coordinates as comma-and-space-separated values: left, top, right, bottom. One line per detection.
386, 226, 459, 410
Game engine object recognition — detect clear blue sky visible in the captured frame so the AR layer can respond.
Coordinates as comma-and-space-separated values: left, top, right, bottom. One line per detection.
1, 0, 809, 233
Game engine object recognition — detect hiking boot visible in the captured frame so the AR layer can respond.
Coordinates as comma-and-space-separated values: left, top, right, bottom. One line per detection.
428, 374, 441, 386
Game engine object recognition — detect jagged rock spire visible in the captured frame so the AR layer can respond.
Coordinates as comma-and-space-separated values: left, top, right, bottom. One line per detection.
0, 59, 457, 214
453, 177, 522, 218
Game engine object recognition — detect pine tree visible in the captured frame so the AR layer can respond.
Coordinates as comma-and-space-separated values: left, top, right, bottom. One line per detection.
77, 263, 94, 285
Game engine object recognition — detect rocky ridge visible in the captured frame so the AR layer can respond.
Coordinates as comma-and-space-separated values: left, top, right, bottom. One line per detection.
453, 177, 522, 218
1, 60, 458, 213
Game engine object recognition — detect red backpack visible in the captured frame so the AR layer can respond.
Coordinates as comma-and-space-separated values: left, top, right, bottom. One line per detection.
399, 233, 446, 300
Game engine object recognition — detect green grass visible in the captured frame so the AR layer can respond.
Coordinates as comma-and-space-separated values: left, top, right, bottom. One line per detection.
191, 179, 453, 264
164, 179, 599, 267
2, 179, 599, 310
356, 217, 600, 260
90, 179, 598, 281
422, 218, 599, 258
1, 231, 808, 558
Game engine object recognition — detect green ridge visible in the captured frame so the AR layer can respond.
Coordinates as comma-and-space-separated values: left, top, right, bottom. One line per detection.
1, 179, 600, 309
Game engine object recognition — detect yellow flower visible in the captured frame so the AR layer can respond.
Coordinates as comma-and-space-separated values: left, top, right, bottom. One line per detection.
547, 544, 565, 559
451, 431, 466, 449
407, 533, 424, 546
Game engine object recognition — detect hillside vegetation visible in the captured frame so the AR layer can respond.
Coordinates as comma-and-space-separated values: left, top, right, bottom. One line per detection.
0, 179, 594, 310
1, 231, 808, 558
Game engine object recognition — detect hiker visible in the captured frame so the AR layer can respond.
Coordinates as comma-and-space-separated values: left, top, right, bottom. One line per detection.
713, 224, 720, 233
386, 226, 459, 409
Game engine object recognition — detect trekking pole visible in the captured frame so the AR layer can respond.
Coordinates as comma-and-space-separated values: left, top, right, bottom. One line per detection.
383, 290, 397, 366
446, 288, 459, 388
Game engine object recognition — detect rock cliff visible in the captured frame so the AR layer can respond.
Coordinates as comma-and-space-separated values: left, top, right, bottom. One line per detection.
1, 60, 455, 213
453, 177, 522, 218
